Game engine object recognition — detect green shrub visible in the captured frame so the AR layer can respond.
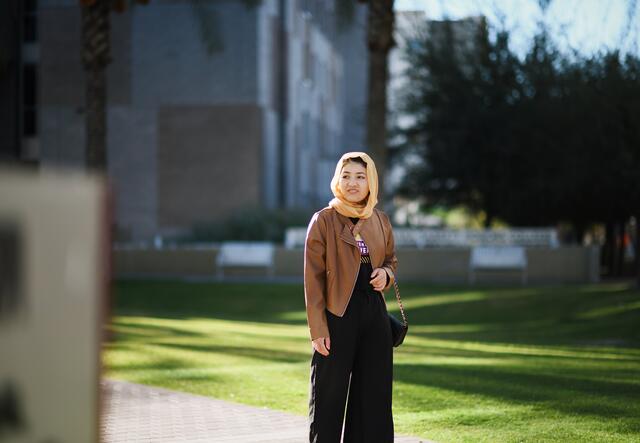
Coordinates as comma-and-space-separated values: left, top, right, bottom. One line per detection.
183, 207, 312, 243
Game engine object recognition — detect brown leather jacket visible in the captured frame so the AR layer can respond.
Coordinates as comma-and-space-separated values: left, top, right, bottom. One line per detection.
303, 207, 398, 340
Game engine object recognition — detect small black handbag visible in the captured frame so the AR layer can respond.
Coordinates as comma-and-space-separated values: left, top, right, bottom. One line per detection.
389, 279, 408, 347
371, 210, 408, 347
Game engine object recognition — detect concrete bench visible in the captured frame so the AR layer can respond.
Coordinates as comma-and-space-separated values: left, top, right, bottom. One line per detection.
285, 228, 307, 249
216, 242, 275, 278
469, 246, 527, 285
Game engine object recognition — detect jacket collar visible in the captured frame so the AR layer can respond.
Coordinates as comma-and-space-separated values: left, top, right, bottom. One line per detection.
335, 211, 372, 247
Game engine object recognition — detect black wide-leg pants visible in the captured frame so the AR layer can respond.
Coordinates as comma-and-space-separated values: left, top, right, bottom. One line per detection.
309, 287, 394, 443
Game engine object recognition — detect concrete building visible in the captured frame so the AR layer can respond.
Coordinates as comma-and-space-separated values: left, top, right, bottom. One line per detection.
1, 0, 368, 241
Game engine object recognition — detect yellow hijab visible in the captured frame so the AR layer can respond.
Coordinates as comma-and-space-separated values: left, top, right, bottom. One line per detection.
328, 152, 379, 219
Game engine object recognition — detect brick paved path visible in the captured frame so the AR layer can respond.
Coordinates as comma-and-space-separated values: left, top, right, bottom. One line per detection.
101, 379, 432, 443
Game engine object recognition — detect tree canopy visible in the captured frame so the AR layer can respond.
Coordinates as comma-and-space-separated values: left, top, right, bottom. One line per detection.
397, 19, 640, 233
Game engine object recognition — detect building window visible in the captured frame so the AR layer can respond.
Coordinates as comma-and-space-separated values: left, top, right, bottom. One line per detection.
23, 0, 38, 43
329, 56, 337, 105
23, 64, 37, 137
303, 21, 313, 83
270, 16, 281, 110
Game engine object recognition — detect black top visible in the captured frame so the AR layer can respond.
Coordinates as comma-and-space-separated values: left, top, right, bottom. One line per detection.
349, 217, 388, 293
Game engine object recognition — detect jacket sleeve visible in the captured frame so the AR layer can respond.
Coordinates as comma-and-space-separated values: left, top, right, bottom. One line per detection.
304, 212, 330, 340
380, 212, 398, 292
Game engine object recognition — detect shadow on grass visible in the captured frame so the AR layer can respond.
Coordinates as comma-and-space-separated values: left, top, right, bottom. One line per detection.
395, 282, 640, 349
113, 280, 309, 325
395, 363, 640, 419
113, 280, 640, 348
155, 342, 310, 364
110, 315, 311, 346
107, 320, 310, 364
398, 342, 640, 363
107, 356, 202, 372
110, 319, 207, 340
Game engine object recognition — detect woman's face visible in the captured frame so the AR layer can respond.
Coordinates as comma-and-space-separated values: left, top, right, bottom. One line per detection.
339, 161, 369, 204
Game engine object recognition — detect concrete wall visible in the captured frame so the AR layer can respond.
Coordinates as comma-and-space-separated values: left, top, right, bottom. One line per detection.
114, 247, 218, 276
156, 104, 262, 231
114, 246, 601, 284
527, 246, 600, 284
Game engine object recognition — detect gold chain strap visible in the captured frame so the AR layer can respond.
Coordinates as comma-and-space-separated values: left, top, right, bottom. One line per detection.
372, 210, 408, 327
393, 279, 408, 326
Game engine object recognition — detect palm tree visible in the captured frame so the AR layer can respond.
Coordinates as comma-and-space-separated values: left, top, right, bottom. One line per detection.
79, 0, 149, 172
80, 0, 110, 172
359, 0, 395, 206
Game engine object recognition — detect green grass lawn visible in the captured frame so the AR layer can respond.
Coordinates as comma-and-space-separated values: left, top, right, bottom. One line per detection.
104, 281, 640, 442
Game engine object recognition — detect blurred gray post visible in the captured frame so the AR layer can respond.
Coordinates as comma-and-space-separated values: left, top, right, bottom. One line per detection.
0, 168, 109, 443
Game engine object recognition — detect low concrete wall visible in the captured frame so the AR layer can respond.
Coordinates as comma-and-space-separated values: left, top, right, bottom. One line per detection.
527, 246, 600, 284
114, 245, 600, 284
114, 247, 219, 277
396, 248, 470, 283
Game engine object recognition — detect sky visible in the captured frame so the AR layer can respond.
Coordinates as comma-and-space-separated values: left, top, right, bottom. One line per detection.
395, 0, 640, 58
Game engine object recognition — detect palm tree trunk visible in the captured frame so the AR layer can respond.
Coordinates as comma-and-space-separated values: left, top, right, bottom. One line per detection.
81, 0, 111, 172
364, 0, 394, 206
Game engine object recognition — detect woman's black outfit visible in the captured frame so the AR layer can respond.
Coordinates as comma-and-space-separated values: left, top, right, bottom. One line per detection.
309, 217, 393, 443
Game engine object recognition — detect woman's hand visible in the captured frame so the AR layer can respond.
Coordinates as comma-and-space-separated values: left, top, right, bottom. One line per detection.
312, 336, 331, 356
370, 267, 388, 291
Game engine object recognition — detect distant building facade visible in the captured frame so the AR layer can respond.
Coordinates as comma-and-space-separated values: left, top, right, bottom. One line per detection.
1, 0, 368, 241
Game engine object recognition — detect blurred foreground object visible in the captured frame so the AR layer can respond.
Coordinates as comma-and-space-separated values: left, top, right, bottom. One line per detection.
0, 168, 109, 443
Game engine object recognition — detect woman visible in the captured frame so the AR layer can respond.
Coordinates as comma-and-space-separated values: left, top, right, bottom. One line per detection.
304, 152, 398, 442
